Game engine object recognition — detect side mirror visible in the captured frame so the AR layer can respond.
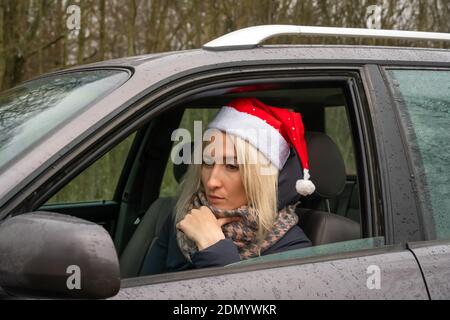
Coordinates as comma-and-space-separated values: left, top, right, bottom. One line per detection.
0, 212, 120, 299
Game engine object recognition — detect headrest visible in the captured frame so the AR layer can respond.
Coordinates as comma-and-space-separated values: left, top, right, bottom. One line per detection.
305, 131, 346, 199
277, 132, 346, 209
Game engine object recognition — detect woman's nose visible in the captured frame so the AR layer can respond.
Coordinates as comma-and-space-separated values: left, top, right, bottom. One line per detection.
206, 165, 223, 189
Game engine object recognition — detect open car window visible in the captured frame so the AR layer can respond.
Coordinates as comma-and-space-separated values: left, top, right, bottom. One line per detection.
228, 236, 385, 267
131, 78, 384, 277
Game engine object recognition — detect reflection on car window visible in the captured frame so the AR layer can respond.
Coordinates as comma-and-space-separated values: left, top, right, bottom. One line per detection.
45, 133, 136, 204
0, 70, 129, 171
388, 69, 450, 240
325, 106, 356, 176
229, 237, 385, 267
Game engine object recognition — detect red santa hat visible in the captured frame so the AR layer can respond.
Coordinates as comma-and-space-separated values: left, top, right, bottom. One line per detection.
207, 97, 315, 196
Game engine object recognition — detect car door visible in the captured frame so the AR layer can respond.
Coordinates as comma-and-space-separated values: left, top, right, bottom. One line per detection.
112, 59, 431, 299
408, 241, 450, 300
115, 242, 428, 299
383, 68, 450, 300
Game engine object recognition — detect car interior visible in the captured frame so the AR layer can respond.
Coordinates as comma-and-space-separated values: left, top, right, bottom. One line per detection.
40, 80, 366, 279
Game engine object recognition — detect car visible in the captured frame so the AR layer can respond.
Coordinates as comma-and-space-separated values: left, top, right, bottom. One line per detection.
0, 25, 449, 300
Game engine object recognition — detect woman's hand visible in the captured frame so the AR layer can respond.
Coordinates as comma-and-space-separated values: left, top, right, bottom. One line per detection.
176, 206, 241, 250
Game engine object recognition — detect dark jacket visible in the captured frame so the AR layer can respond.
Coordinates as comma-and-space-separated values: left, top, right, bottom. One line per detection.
140, 213, 312, 276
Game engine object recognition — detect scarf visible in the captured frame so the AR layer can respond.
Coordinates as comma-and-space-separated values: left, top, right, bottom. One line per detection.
176, 191, 299, 261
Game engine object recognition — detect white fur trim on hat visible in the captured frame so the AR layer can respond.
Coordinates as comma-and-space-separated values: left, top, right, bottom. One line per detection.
207, 107, 290, 169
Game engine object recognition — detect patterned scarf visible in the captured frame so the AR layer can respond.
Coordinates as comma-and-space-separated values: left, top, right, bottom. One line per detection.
176, 191, 299, 262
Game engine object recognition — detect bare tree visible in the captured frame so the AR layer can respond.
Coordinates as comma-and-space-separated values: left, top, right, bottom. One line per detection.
0, 0, 448, 90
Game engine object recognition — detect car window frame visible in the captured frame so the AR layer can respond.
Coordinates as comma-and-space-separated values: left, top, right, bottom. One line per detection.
115, 67, 382, 281
114, 69, 378, 257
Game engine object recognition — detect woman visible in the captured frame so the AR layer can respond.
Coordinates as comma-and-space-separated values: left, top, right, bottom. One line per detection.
140, 98, 314, 276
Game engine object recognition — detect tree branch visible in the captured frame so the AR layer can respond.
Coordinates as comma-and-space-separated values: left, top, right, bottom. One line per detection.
25, 35, 65, 59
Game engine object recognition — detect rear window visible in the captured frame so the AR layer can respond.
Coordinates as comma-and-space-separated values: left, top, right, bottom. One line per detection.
387, 69, 450, 240
0, 70, 129, 171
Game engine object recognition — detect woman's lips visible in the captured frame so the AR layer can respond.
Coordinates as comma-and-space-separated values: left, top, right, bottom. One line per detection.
208, 194, 224, 202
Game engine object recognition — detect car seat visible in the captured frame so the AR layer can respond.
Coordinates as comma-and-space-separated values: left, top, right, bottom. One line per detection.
296, 132, 361, 245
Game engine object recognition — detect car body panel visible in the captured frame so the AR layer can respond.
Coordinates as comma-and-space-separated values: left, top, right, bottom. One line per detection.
83, 46, 450, 69
408, 240, 450, 300
113, 249, 427, 300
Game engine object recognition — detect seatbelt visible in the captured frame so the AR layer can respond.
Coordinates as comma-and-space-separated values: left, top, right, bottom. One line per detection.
136, 142, 165, 223
337, 181, 355, 217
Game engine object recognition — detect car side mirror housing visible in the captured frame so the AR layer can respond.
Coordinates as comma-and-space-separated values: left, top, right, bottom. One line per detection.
0, 212, 120, 299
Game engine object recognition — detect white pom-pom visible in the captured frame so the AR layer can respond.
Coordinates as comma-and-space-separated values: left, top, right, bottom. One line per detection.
296, 169, 315, 196
296, 179, 316, 196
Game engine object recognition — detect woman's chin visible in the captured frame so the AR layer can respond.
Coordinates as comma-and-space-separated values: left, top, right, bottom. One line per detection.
209, 200, 231, 211
210, 203, 228, 210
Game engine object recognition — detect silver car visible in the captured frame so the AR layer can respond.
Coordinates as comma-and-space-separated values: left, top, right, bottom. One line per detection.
0, 25, 449, 300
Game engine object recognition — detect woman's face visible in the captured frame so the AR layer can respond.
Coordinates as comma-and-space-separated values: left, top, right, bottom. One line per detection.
201, 133, 247, 210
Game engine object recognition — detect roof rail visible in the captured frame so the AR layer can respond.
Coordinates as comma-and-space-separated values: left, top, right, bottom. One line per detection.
203, 25, 450, 51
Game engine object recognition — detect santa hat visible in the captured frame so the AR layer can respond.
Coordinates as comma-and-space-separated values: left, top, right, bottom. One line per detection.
207, 98, 315, 196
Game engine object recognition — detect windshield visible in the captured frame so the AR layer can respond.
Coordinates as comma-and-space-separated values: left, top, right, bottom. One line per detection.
0, 70, 129, 172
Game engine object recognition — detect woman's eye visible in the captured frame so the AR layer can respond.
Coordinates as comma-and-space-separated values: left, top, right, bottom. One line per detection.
225, 164, 239, 171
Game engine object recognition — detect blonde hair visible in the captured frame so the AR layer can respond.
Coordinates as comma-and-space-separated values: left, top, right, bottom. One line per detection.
174, 134, 278, 247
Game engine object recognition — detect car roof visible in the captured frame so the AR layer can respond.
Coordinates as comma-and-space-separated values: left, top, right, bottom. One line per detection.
62, 45, 450, 72
71, 24, 450, 70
